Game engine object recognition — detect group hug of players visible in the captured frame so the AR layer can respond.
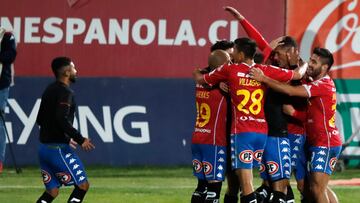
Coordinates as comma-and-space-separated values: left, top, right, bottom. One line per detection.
190, 7, 342, 203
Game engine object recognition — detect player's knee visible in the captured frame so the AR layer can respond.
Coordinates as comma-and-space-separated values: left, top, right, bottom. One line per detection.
310, 181, 326, 195
77, 181, 90, 191
47, 188, 59, 198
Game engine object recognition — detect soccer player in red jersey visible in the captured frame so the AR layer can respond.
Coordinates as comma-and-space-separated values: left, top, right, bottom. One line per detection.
224, 7, 306, 203
193, 37, 303, 203
191, 49, 231, 203
250, 47, 342, 203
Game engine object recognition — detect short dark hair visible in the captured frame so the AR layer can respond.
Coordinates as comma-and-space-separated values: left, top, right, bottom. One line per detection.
278, 36, 298, 49
210, 40, 234, 52
51, 57, 72, 78
234, 37, 257, 59
313, 47, 334, 71
254, 52, 264, 64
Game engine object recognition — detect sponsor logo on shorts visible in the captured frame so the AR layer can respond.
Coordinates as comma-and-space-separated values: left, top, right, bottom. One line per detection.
41, 170, 51, 184
73, 164, 80, 170
239, 150, 253, 163
329, 157, 337, 171
315, 164, 324, 170
192, 159, 202, 173
294, 138, 301, 144
56, 172, 72, 184
282, 155, 290, 161
253, 150, 263, 162
259, 164, 266, 173
78, 176, 85, 182
281, 147, 289, 153
316, 157, 325, 163
76, 170, 83, 176
280, 140, 289, 145
317, 150, 326, 155
203, 161, 213, 175
266, 161, 279, 175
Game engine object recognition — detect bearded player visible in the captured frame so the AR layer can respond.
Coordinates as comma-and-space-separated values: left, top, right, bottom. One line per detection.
250, 47, 342, 203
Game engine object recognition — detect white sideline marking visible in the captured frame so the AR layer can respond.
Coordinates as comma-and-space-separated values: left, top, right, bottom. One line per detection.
0, 184, 359, 189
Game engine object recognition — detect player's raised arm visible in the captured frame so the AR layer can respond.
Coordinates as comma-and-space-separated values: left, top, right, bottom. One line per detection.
224, 6, 272, 62
249, 67, 309, 97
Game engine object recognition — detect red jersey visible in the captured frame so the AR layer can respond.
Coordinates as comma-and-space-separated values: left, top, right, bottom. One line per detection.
192, 83, 228, 146
287, 116, 305, 135
287, 94, 307, 135
302, 75, 342, 147
203, 63, 294, 135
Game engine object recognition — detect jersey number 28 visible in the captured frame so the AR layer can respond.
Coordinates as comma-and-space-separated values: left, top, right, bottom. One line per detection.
236, 89, 264, 115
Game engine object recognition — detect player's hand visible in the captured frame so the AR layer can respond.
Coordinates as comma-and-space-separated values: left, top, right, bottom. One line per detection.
224, 6, 245, 21
69, 138, 78, 149
219, 82, 229, 93
249, 67, 264, 82
283, 104, 295, 116
192, 68, 202, 82
81, 138, 95, 151
269, 36, 285, 50
286, 47, 300, 67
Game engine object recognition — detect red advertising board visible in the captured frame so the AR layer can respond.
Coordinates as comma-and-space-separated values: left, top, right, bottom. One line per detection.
287, 0, 360, 79
1, 0, 285, 77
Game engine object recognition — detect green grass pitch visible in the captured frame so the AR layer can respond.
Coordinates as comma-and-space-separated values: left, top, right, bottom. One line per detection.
0, 166, 359, 202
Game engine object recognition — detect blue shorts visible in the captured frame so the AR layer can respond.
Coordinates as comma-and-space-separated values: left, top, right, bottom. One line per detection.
231, 132, 267, 170
191, 144, 227, 181
289, 134, 306, 180
309, 146, 342, 175
260, 136, 291, 181
38, 143, 88, 190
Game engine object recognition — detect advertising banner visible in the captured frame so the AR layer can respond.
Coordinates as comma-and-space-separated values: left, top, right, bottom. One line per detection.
1, 0, 285, 78
1, 0, 286, 166
287, 0, 360, 159
4, 77, 196, 166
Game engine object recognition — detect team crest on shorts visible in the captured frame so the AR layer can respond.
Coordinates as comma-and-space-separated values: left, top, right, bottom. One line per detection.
239, 150, 253, 163
203, 161, 213, 175
41, 170, 52, 184
192, 159, 202, 173
253, 150, 263, 162
329, 157, 337, 171
266, 161, 279, 175
56, 172, 72, 184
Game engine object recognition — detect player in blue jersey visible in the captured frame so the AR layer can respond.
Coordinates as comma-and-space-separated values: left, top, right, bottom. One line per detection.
36, 57, 95, 203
